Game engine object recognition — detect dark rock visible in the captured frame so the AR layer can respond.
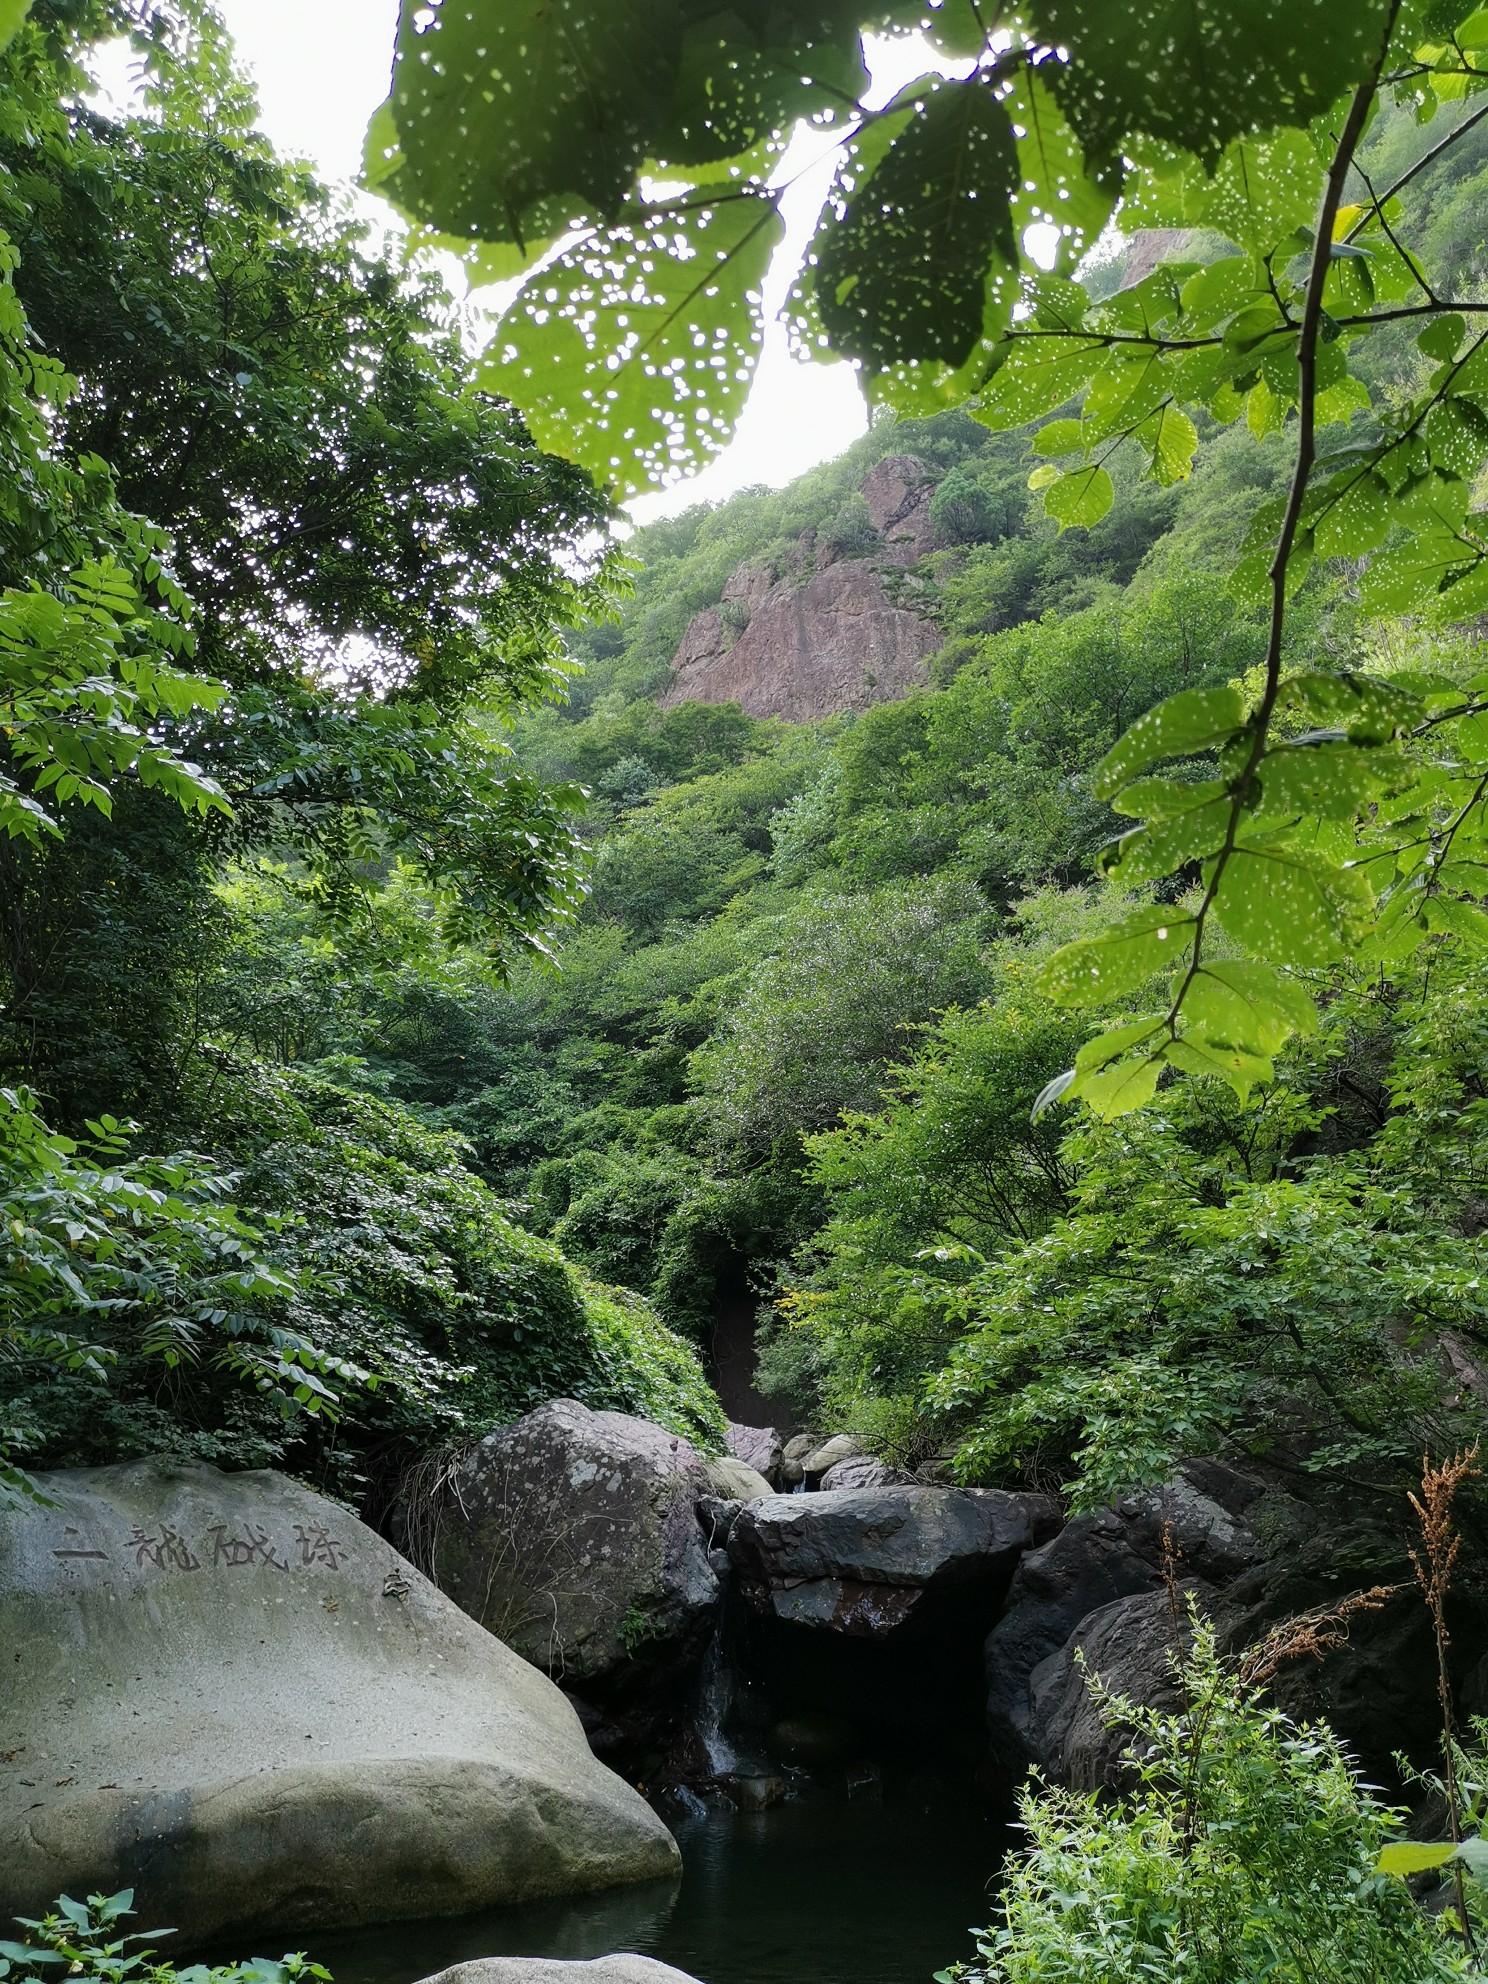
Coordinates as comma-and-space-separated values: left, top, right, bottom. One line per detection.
779, 1432, 822, 1487
695, 1495, 741, 1549
1028, 1588, 1198, 1790
859, 454, 938, 563
731, 1487, 1057, 1637
435, 1401, 720, 1754
986, 1465, 1261, 1767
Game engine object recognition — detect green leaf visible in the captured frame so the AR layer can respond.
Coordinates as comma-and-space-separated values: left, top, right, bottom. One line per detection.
1375, 1841, 1459, 1877
1428, 398, 1488, 480
0, 0, 31, 49
1042, 463, 1114, 531
479, 185, 783, 496
1359, 529, 1474, 615
1164, 1032, 1275, 1099
1253, 738, 1411, 821
1419, 313, 1467, 364
1454, 1835, 1488, 1883
1039, 908, 1198, 1008
815, 79, 1019, 372
1276, 671, 1422, 742
1074, 1016, 1168, 1073
1093, 686, 1247, 800
1070, 1051, 1163, 1118
1025, 0, 1396, 163
1140, 404, 1199, 485
1101, 794, 1233, 885
1211, 842, 1374, 965
1004, 67, 1117, 277
1181, 960, 1317, 1055
1313, 471, 1390, 559
975, 333, 1105, 430
1031, 418, 1086, 457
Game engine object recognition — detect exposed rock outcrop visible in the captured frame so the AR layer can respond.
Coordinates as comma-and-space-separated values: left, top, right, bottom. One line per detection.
0, 1459, 677, 1945
435, 1402, 722, 1758
1027, 1588, 1197, 1790
661, 456, 943, 719
730, 1487, 1060, 1637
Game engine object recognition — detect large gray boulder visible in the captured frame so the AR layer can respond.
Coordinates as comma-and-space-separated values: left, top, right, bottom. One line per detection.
725, 1423, 783, 1482
0, 1459, 677, 1946
435, 1402, 720, 1698
985, 1465, 1260, 1768
419, 1962, 700, 1984
729, 1487, 1059, 1636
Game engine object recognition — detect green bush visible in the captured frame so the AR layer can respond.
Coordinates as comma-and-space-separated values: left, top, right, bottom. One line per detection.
943, 1623, 1468, 1984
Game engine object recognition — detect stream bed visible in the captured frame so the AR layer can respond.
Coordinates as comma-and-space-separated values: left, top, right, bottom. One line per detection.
292, 1775, 1013, 1984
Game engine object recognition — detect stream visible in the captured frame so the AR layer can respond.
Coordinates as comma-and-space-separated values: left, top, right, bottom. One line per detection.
290, 1774, 1013, 1984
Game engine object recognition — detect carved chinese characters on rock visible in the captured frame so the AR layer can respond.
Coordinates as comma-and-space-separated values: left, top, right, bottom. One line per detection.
50, 1516, 348, 1575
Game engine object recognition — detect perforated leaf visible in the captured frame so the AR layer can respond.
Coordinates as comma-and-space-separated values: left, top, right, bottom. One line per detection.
814, 78, 1019, 372
481, 186, 782, 496
1003, 66, 1117, 275
1026, 0, 1396, 162
1092, 686, 1247, 800
1211, 842, 1374, 964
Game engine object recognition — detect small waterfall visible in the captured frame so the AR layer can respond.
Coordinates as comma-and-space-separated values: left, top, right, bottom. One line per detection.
696, 1613, 742, 1776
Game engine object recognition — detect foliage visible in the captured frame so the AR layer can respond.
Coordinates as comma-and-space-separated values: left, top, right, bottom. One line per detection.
941, 1621, 1468, 1984
0, 1889, 326, 1984
0, 1084, 352, 1497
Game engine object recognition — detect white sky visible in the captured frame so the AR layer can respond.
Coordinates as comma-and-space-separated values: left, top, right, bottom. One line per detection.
209, 2, 954, 522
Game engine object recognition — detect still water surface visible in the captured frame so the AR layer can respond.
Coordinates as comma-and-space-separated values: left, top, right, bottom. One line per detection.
295, 1779, 1012, 1984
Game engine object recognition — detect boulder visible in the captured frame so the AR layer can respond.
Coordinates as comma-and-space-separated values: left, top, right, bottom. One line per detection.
1027, 1588, 1197, 1790
725, 1423, 784, 1482
729, 1487, 1060, 1637
985, 1465, 1260, 1768
0, 1459, 677, 1946
435, 1401, 720, 1696
820, 1455, 915, 1491
799, 1434, 862, 1481
779, 1432, 822, 1486
704, 1456, 774, 1501
418, 1961, 700, 1984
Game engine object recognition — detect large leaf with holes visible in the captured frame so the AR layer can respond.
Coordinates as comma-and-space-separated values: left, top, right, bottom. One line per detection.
1025, 0, 1396, 162
1039, 907, 1198, 1007
814, 77, 1019, 372
1211, 841, 1375, 964
378, 0, 683, 242
480, 186, 783, 496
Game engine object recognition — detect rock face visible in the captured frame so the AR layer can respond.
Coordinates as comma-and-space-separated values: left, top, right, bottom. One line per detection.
0, 1459, 677, 1945
661, 455, 944, 720
859, 454, 939, 562
662, 557, 939, 720
730, 1488, 1059, 1637
437, 1402, 721, 1693
820, 1454, 916, 1490
703, 1455, 774, 1501
985, 1465, 1261, 1769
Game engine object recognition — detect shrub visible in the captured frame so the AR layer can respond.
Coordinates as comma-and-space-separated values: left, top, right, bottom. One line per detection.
0, 1889, 326, 1984
943, 1622, 1468, 1984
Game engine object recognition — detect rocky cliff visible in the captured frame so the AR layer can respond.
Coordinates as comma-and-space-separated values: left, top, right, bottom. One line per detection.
661, 455, 943, 721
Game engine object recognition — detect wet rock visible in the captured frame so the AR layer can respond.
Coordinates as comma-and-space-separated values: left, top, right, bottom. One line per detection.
985, 1465, 1260, 1769
726, 1423, 784, 1482
704, 1456, 774, 1501
730, 1487, 1059, 1637
0, 1459, 678, 1946
767, 1714, 858, 1765
435, 1401, 721, 1752
695, 1495, 742, 1550
1028, 1588, 1197, 1790
417, 1961, 700, 1984
721, 1772, 788, 1810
